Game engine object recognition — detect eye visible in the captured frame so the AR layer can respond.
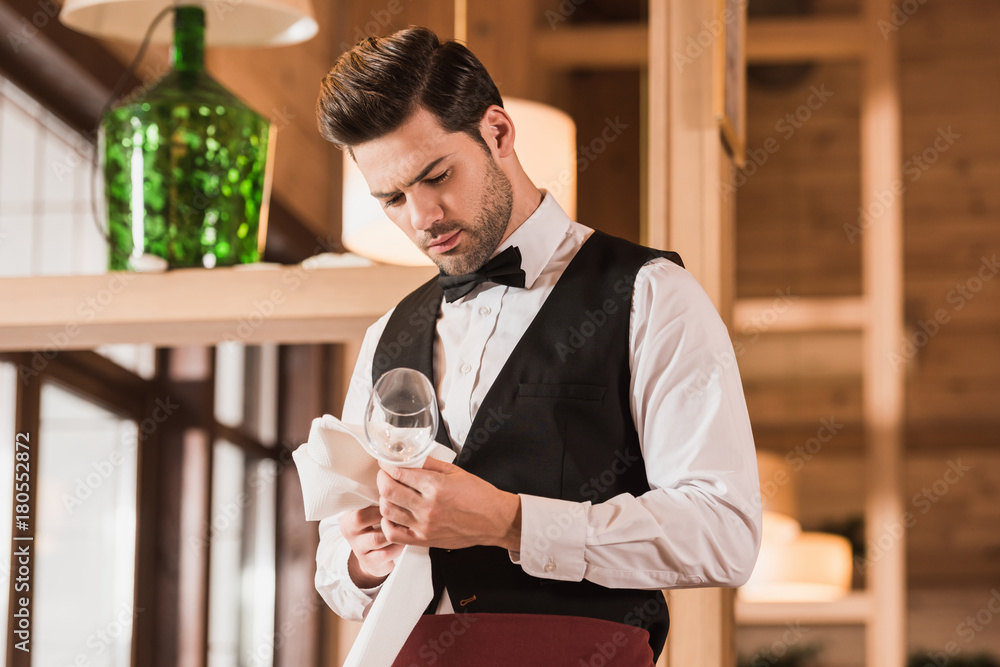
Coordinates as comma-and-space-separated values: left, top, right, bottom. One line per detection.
383, 193, 403, 208
427, 170, 450, 185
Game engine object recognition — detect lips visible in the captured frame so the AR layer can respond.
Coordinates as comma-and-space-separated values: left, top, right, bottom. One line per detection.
427, 229, 462, 253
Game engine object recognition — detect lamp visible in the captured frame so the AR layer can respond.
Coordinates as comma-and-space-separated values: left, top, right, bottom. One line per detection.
740, 451, 853, 602
740, 532, 853, 603
756, 450, 801, 543
341, 97, 577, 266
60, 0, 318, 270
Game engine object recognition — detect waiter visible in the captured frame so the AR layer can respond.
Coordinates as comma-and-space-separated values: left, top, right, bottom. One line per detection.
311, 26, 760, 665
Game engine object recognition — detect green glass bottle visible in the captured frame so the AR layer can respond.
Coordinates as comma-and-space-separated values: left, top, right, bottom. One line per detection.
103, 5, 272, 270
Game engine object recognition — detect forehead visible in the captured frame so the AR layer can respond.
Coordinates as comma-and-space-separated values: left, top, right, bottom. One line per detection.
352, 107, 474, 191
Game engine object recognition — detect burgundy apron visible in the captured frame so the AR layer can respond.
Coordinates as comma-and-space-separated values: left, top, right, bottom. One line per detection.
391, 612, 656, 666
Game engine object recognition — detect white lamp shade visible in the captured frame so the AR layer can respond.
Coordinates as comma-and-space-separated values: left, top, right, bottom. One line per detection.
59, 0, 318, 46
762, 510, 801, 544
756, 450, 798, 518
756, 450, 801, 542
740, 531, 853, 603
342, 98, 577, 266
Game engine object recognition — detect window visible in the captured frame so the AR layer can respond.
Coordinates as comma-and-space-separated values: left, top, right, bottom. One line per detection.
34, 382, 138, 667
208, 342, 280, 666
0, 75, 106, 277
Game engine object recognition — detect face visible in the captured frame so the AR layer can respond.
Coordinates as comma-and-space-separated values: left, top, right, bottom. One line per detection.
352, 106, 513, 276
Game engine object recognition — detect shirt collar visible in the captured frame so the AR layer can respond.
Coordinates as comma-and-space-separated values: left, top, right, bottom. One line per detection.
493, 190, 571, 290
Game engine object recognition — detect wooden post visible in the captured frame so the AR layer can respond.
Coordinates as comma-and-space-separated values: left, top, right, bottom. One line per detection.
648, 0, 739, 664
155, 346, 214, 667
861, 0, 907, 664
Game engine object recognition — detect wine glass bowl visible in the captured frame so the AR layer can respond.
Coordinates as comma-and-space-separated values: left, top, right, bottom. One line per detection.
363, 368, 438, 464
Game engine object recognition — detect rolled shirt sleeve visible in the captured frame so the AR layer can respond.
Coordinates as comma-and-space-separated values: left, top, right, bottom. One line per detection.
312, 312, 393, 620
511, 258, 762, 589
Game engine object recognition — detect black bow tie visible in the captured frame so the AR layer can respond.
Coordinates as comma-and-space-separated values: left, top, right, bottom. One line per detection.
438, 245, 527, 303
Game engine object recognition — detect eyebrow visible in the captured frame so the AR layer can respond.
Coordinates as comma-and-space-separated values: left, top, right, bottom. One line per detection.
370, 155, 451, 200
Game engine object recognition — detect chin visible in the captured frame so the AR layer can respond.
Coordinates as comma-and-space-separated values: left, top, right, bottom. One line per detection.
435, 254, 478, 277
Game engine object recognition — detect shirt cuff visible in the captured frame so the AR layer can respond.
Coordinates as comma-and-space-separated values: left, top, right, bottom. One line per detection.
509, 494, 589, 582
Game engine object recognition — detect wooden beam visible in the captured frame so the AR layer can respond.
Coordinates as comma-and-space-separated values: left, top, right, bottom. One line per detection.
649, 0, 736, 664
534, 24, 648, 69
747, 18, 865, 63
274, 344, 327, 667
664, 588, 736, 667
646, 6, 669, 252
0, 0, 124, 133
168, 348, 214, 667
861, 0, 907, 664
733, 296, 868, 333
0, 265, 436, 351
466, 0, 537, 98
6, 354, 38, 667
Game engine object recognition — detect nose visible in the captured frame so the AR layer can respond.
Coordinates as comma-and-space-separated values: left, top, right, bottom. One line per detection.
407, 191, 444, 233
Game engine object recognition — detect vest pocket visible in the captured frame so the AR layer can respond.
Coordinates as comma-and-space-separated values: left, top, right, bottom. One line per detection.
515, 383, 606, 401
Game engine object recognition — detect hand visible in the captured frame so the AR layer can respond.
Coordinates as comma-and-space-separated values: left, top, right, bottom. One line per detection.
340, 505, 403, 588
376, 457, 521, 551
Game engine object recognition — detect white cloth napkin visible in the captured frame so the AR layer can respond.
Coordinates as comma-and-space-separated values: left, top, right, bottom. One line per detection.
291, 414, 455, 667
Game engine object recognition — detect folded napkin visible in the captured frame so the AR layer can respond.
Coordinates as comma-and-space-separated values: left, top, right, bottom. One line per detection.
291, 414, 455, 667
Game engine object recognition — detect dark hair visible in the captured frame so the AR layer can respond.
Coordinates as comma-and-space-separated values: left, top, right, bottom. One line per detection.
316, 26, 502, 153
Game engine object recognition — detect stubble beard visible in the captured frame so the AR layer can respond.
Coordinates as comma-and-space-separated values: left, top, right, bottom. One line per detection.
423, 156, 514, 277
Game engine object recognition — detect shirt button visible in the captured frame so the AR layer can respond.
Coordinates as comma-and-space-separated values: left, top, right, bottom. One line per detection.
460, 363, 472, 374
479, 306, 492, 316
544, 559, 557, 573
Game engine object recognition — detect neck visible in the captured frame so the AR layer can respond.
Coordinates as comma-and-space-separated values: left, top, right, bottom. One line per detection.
171, 5, 206, 72
498, 167, 545, 246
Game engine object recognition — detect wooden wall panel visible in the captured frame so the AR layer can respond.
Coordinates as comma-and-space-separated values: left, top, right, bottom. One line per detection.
566, 70, 643, 242
735, 61, 862, 299
465, 0, 538, 99
738, 0, 1000, 606
743, 377, 863, 427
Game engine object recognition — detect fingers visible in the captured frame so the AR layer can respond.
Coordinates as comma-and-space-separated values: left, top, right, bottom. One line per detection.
341, 506, 406, 581
362, 542, 404, 577
381, 516, 421, 546
377, 468, 425, 508
340, 506, 383, 539
358, 525, 392, 553
379, 497, 416, 529
351, 541, 403, 581
379, 459, 455, 500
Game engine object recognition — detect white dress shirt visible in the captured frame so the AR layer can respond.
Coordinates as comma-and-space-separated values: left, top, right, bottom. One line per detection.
315, 191, 761, 621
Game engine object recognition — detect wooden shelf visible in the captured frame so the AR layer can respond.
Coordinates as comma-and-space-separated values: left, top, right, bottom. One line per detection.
533, 24, 648, 69
0, 264, 437, 351
747, 18, 865, 63
736, 592, 872, 626
733, 296, 868, 333
530, 17, 864, 70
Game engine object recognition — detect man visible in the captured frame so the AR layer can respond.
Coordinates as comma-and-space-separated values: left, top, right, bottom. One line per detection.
310, 26, 760, 664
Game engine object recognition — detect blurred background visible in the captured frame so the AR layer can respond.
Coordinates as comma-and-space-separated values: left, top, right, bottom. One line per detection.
0, 0, 997, 665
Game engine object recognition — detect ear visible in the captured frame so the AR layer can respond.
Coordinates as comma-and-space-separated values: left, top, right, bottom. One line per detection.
479, 105, 516, 159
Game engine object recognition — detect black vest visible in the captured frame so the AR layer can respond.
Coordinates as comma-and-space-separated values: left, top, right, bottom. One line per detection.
372, 231, 684, 660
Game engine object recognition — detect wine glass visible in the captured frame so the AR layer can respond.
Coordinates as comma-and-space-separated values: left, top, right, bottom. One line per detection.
363, 368, 438, 464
